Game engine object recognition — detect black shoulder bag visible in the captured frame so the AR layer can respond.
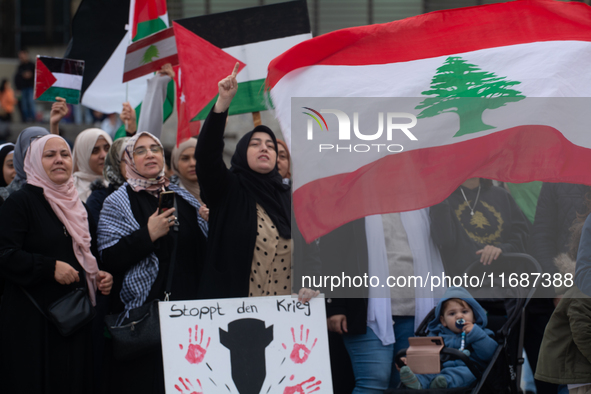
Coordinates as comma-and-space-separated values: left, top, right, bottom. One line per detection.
105, 220, 179, 360
23, 286, 96, 337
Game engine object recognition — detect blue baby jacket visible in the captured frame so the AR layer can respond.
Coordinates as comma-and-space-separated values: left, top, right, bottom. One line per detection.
426, 286, 498, 370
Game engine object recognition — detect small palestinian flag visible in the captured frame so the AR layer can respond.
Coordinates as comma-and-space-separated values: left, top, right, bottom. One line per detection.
123, 27, 178, 83
173, 0, 312, 122
34, 56, 84, 105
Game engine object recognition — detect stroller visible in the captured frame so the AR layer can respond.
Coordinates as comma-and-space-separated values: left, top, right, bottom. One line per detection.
386, 252, 541, 394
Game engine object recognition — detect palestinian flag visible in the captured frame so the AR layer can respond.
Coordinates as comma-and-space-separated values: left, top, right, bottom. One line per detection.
123, 27, 179, 83
34, 56, 84, 104
267, 0, 591, 242
173, 0, 311, 124
172, 22, 245, 142
66, 0, 174, 138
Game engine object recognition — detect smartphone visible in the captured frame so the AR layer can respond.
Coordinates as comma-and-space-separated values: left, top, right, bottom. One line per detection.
158, 191, 175, 214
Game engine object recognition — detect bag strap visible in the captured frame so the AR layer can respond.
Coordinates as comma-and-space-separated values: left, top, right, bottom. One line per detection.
21, 287, 50, 319
164, 195, 180, 301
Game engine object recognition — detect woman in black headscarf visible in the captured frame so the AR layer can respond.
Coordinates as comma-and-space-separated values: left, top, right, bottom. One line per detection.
195, 63, 318, 300
0, 127, 49, 201
0, 143, 15, 188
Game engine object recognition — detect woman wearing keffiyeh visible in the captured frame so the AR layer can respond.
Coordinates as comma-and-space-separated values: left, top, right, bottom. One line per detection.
97, 131, 208, 394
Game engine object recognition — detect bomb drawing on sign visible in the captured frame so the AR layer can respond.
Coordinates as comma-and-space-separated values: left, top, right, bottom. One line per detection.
220, 318, 273, 394
180, 325, 211, 365
282, 325, 317, 364
283, 375, 322, 394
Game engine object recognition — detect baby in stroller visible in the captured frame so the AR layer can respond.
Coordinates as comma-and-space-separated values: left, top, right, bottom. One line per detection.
401, 287, 497, 389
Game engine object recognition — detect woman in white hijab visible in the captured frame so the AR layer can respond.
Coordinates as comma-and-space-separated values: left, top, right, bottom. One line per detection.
72, 128, 112, 202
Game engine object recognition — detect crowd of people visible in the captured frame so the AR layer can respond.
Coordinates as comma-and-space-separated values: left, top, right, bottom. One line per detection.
0, 61, 589, 394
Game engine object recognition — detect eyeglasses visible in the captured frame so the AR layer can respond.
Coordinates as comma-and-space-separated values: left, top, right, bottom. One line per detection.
133, 145, 163, 156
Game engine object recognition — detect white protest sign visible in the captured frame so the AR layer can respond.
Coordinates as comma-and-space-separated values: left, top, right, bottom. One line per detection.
159, 296, 333, 394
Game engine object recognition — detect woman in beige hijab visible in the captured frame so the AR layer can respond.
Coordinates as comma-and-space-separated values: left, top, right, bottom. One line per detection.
171, 138, 210, 221
72, 128, 113, 202
171, 138, 201, 202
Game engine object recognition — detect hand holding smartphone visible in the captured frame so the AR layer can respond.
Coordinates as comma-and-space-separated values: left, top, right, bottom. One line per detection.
158, 191, 175, 214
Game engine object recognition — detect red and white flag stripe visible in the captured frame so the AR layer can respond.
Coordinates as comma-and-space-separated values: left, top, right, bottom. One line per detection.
123, 27, 178, 83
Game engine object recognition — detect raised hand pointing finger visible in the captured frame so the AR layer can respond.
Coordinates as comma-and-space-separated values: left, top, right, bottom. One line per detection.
214, 62, 241, 113
231, 61, 240, 78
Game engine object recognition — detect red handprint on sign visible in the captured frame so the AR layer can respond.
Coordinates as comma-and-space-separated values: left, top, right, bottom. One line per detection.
180, 325, 211, 364
283, 375, 322, 394
174, 377, 203, 394
282, 325, 317, 364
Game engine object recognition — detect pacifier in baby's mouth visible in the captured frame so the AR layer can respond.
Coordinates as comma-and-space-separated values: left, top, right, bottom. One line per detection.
456, 319, 471, 356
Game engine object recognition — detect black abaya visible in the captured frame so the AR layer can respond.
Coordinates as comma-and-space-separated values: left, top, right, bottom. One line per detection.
0, 184, 94, 393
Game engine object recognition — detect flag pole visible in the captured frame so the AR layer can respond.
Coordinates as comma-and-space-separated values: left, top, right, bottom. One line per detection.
252, 111, 261, 126
125, 82, 129, 130
124, 9, 132, 132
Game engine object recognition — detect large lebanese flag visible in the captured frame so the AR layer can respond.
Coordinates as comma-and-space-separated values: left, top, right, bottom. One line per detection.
268, 0, 591, 242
